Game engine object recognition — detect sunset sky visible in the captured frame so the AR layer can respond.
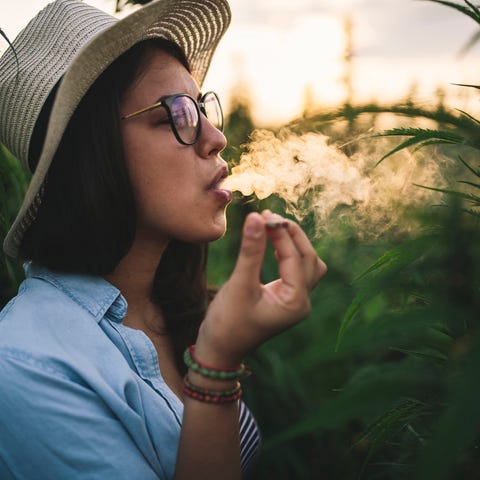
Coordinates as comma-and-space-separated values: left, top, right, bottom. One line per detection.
1, 0, 479, 125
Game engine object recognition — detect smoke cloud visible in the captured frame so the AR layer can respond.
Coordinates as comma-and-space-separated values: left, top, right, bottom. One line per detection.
222, 129, 446, 238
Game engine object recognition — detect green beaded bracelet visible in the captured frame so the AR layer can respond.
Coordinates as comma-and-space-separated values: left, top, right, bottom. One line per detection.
183, 345, 246, 380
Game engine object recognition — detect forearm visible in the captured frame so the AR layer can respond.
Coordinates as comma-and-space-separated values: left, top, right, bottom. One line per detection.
174, 371, 242, 480
174, 211, 327, 479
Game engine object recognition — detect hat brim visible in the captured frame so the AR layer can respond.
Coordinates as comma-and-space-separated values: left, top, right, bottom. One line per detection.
3, 0, 230, 258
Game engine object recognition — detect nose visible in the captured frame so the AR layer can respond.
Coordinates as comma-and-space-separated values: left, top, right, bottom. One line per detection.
196, 114, 227, 158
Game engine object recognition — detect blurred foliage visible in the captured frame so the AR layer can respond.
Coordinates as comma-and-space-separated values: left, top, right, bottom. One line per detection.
0, 144, 29, 304
2, 1, 480, 479
213, 2, 480, 478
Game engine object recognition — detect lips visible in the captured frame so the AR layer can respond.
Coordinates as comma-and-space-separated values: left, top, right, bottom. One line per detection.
208, 165, 229, 190
207, 165, 232, 204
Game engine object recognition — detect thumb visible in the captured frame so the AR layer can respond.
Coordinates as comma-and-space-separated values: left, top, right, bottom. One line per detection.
230, 212, 267, 288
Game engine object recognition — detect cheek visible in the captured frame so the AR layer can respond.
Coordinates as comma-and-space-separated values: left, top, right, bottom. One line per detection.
123, 130, 169, 207
121, 127, 227, 242
123, 126, 175, 190
122, 130, 197, 225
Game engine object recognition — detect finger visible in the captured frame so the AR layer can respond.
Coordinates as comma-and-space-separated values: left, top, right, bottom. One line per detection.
230, 212, 267, 291
264, 219, 305, 289
284, 220, 328, 288
261, 211, 327, 288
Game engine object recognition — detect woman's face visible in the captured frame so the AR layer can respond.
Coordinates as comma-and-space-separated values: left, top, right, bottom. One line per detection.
120, 48, 230, 246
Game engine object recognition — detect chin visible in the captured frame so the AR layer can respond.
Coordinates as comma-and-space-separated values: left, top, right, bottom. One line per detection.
204, 224, 227, 242
200, 215, 228, 242
177, 219, 227, 244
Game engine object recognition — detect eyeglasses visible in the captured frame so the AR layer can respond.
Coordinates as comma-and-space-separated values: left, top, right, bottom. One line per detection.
121, 91, 223, 145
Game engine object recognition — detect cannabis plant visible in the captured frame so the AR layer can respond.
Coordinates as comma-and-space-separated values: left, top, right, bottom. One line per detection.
335, 2, 480, 478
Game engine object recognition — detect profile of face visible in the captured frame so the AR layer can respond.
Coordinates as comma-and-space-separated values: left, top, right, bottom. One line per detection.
120, 47, 230, 247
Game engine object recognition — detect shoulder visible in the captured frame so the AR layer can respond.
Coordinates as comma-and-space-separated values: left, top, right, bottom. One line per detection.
0, 275, 147, 454
0, 275, 103, 350
0, 267, 130, 382
0, 261, 126, 344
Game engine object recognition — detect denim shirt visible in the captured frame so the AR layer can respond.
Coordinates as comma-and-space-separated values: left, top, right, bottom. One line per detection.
0, 263, 260, 479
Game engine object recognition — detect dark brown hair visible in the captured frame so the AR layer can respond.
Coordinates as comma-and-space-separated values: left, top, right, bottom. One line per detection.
21, 39, 209, 370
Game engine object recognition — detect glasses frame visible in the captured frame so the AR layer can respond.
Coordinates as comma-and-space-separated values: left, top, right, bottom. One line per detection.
121, 91, 224, 146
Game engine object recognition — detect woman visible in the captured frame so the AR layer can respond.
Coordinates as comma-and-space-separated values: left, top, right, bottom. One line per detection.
0, 0, 327, 479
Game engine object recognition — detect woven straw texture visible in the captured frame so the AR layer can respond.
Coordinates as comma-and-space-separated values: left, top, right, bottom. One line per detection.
0, 0, 231, 258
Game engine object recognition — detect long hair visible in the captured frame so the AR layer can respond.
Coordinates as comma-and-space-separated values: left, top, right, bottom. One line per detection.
21, 39, 209, 370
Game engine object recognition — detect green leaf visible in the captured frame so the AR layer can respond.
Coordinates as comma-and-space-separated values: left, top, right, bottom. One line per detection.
455, 108, 480, 125
465, 0, 480, 20
336, 235, 437, 350
457, 180, 480, 190
375, 128, 462, 139
414, 339, 480, 480
457, 155, 480, 177
422, 0, 480, 23
460, 207, 480, 218
0, 28, 19, 82
411, 138, 460, 152
390, 347, 448, 363
413, 184, 480, 205
355, 398, 430, 478
372, 128, 468, 164
264, 361, 438, 450
453, 82, 480, 90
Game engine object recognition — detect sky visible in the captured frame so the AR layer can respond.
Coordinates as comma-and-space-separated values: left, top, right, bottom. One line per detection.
1, 0, 479, 125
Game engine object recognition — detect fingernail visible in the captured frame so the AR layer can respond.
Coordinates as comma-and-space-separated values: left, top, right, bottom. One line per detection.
245, 221, 263, 238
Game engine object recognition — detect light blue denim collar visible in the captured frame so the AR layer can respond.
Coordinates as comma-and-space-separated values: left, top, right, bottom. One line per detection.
24, 261, 128, 323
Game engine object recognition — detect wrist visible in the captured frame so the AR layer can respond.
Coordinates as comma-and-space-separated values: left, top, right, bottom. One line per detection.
183, 344, 248, 391
189, 343, 243, 371
183, 345, 244, 403
195, 327, 245, 368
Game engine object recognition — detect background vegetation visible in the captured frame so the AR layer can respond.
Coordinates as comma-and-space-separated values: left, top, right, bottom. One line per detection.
2, 1, 480, 479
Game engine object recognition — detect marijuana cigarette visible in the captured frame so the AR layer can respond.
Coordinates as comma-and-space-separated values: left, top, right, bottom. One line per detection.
265, 220, 289, 229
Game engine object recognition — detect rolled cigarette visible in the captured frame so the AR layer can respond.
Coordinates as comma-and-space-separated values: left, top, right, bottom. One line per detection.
265, 220, 289, 229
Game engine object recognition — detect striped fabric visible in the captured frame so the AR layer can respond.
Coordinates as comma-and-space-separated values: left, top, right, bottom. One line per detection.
239, 400, 261, 478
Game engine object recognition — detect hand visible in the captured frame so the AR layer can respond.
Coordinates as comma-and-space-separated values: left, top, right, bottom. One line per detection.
195, 210, 327, 367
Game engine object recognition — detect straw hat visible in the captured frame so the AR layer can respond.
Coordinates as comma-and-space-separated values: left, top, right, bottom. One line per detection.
0, 0, 231, 258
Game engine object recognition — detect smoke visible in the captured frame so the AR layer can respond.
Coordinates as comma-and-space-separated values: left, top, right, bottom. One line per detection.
222, 129, 446, 238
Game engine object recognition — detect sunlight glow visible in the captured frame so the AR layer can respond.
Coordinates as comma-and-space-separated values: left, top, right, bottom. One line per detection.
207, 14, 346, 126
2, 0, 479, 126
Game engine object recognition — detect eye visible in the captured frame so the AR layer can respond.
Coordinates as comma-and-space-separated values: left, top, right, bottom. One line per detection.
154, 116, 170, 126
149, 109, 170, 126
172, 107, 198, 128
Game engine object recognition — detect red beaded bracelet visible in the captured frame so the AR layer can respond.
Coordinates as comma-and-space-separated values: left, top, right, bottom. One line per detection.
182, 383, 243, 404
182, 374, 243, 404
183, 375, 241, 397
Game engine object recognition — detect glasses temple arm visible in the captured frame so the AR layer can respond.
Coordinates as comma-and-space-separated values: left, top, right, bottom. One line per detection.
121, 101, 164, 120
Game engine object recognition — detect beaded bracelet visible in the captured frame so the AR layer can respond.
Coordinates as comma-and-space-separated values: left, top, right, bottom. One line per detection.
183, 345, 246, 381
183, 376, 243, 404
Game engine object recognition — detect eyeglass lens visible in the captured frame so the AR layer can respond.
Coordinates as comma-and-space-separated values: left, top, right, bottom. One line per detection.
170, 95, 199, 145
202, 92, 223, 131
169, 92, 223, 145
